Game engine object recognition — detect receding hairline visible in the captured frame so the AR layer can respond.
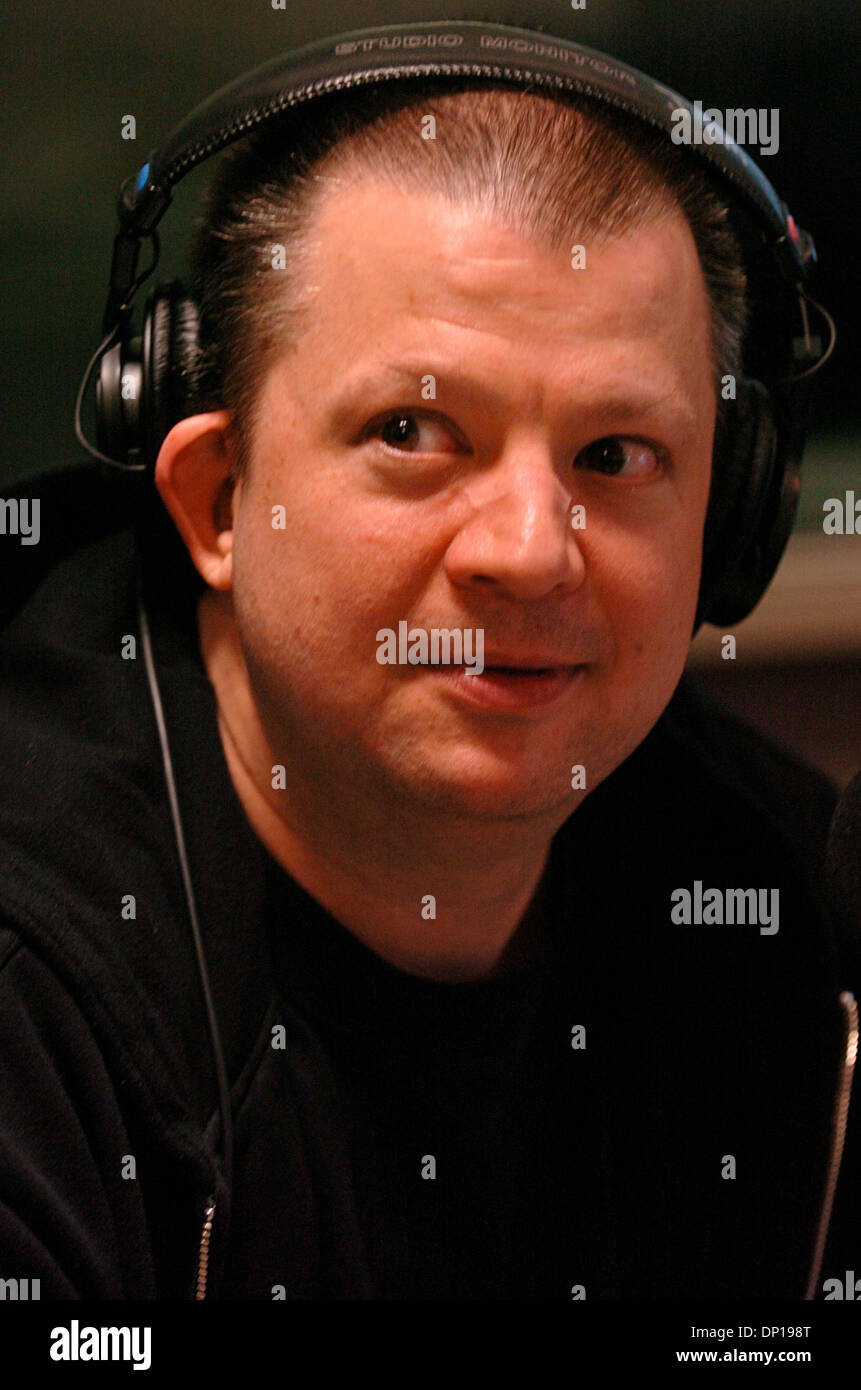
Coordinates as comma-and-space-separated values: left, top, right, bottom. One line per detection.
238, 163, 713, 461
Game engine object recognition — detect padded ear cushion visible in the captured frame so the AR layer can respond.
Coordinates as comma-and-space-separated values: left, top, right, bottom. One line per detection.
142, 282, 203, 467
143, 286, 172, 464
696, 377, 783, 628
170, 293, 204, 422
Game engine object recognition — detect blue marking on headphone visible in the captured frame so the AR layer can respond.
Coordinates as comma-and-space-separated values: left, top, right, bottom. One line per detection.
136, 162, 150, 193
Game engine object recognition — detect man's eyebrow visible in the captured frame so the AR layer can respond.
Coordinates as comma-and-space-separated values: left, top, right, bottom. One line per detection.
327, 362, 697, 431
328, 361, 453, 406
585, 390, 698, 431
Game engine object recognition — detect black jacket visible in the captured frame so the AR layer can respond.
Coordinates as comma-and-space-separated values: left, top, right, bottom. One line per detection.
0, 462, 857, 1300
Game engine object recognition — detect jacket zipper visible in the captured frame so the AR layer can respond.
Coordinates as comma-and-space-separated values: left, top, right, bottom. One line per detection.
804, 990, 858, 1300
195, 1198, 217, 1300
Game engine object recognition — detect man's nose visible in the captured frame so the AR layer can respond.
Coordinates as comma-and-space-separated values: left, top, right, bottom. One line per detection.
444, 447, 587, 602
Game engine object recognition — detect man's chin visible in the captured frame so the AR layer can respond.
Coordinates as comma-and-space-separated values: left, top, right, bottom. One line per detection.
380, 753, 587, 826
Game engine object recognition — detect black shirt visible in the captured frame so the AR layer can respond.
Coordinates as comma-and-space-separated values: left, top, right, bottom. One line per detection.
263, 840, 609, 1299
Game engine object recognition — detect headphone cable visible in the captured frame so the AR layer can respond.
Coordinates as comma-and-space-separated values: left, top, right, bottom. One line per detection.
134, 540, 235, 1261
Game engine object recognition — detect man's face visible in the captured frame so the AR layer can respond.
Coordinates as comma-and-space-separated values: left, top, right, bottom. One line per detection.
227, 176, 716, 827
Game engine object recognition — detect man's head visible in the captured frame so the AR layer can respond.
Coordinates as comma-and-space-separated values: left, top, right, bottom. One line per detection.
156, 82, 748, 833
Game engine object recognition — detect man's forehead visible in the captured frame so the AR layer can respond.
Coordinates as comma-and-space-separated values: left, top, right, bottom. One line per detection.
301, 175, 707, 350
284, 175, 713, 423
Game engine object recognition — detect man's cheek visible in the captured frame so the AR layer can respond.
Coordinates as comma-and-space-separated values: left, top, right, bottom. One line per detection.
602, 557, 676, 630
638, 533, 702, 615
605, 561, 695, 674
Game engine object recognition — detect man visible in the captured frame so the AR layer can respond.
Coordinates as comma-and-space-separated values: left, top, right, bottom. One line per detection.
0, 33, 856, 1301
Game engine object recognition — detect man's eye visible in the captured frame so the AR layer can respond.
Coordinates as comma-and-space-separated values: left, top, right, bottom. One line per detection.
374, 412, 462, 454
574, 437, 663, 478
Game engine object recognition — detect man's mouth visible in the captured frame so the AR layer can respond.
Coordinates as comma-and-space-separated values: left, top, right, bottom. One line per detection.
431, 661, 588, 711
481, 651, 583, 670
481, 664, 569, 681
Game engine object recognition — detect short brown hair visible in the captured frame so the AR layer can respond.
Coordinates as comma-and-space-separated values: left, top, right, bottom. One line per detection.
190, 80, 748, 478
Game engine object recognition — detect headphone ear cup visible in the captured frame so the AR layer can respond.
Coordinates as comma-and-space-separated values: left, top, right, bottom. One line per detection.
141, 282, 203, 468
95, 335, 133, 462
696, 376, 796, 628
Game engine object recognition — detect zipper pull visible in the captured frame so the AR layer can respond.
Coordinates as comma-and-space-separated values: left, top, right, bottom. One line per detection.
195, 1198, 217, 1300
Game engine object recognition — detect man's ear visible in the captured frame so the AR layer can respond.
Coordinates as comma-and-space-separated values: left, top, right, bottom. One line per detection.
154, 411, 239, 591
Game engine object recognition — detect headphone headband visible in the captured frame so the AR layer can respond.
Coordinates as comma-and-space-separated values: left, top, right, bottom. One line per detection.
105, 19, 814, 334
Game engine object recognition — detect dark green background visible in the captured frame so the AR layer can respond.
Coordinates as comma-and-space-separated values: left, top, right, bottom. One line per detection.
2, 0, 858, 526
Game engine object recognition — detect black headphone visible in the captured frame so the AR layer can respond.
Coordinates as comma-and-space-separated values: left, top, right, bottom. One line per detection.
79, 18, 834, 629
73, 19, 836, 1295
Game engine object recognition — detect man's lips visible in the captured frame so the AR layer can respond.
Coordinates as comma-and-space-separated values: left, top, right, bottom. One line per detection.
480, 653, 585, 671
429, 660, 588, 711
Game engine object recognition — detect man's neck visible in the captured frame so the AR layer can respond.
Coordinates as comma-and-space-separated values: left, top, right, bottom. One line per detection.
197, 590, 555, 982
